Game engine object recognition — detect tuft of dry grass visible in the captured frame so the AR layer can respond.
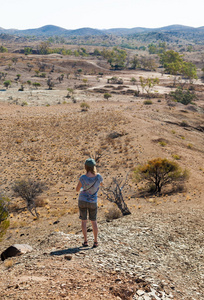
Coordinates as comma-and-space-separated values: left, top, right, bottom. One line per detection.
4, 259, 14, 268
105, 206, 122, 221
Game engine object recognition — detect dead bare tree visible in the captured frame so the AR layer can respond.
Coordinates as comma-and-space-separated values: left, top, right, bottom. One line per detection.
12, 179, 47, 218
102, 173, 131, 216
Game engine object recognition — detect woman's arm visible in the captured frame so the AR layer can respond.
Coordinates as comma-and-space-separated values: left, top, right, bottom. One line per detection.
76, 181, 82, 192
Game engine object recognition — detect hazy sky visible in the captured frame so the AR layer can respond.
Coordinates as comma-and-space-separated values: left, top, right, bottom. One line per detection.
1, 0, 203, 30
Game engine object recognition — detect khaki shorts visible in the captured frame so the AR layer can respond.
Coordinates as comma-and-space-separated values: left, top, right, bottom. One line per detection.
78, 200, 97, 221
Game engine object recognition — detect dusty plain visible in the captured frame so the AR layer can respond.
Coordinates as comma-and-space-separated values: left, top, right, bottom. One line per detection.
0, 52, 203, 299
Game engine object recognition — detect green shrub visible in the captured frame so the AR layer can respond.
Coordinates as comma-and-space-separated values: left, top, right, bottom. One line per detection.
0, 195, 10, 240
143, 100, 153, 105
32, 82, 41, 89
134, 158, 189, 194
40, 73, 46, 78
80, 102, 90, 111
169, 87, 196, 105
3, 80, 11, 89
159, 141, 167, 147
0, 46, 8, 53
172, 154, 181, 160
187, 143, 193, 149
104, 93, 112, 100
24, 47, 32, 55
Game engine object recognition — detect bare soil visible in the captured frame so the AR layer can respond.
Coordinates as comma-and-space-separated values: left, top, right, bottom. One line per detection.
0, 54, 203, 299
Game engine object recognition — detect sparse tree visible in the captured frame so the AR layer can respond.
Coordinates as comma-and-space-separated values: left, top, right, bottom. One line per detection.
32, 82, 41, 89
181, 61, 197, 85
131, 55, 140, 69
38, 41, 50, 55
0, 46, 8, 53
15, 74, 21, 83
139, 76, 159, 96
102, 47, 127, 70
130, 77, 136, 85
102, 174, 131, 216
24, 47, 33, 55
159, 50, 197, 86
47, 78, 54, 90
12, 57, 18, 65
66, 88, 74, 98
12, 179, 47, 218
134, 158, 189, 194
104, 93, 112, 100
3, 80, 11, 89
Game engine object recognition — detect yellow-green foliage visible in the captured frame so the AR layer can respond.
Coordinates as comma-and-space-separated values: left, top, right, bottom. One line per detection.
159, 140, 167, 147
143, 100, 153, 105
172, 154, 181, 160
0, 196, 10, 240
134, 158, 189, 194
80, 102, 90, 111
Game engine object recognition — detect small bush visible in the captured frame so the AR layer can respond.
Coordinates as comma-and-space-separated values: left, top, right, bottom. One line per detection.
134, 158, 189, 194
32, 82, 41, 89
80, 102, 90, 111
169, 87, 196, 105
172, 154, 181, 160
107, 77, 123, 84
12, 179, 47, 218
104, 93, 112, 100
187, 143, 193, 149
35, 197, 49, 207
143, 100, 153, 105
159, 141, 167, 147
0, 195, 10, 240
21, 101, 28, 106
3, 80, 11, 89
180, 120, 188, 127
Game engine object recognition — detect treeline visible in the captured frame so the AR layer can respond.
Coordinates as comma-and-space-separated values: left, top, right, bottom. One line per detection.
0, 41, 201, 80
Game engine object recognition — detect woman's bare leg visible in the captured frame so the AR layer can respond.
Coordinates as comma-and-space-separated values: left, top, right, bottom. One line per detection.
91, 220, 98, 243
81, 220, 87, 243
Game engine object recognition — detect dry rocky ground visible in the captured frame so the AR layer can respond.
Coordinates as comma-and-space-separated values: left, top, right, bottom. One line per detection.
0, 54, 203, 299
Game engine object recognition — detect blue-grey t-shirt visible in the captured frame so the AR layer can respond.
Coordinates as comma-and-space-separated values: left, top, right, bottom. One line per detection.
78, 173, 103, 203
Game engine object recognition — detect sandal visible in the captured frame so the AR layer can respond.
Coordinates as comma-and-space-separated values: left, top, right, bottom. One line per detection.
93, 242, 98, 248
82, 241, 88, 247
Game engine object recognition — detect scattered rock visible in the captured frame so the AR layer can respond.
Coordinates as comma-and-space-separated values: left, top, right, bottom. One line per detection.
107, 131, 123, 139
64, 255, 72, 260
1, 244, 33, 261
137, 289, 145, 296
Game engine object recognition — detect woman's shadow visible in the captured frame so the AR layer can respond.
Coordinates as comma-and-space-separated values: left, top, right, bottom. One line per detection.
50, 246, 90, 256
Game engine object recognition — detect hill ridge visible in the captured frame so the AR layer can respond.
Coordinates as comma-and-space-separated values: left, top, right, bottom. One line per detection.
0, 24, 203, 37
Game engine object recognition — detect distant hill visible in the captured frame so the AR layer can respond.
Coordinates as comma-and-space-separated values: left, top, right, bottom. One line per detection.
66, 27, 105, 36
0, 25, 105, 37
18, 25, 69, 36
0, 24, 203, 43
0, 24, 203, 37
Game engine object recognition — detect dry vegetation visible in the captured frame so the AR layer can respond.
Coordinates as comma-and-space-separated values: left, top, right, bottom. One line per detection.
0, 45, 203, 299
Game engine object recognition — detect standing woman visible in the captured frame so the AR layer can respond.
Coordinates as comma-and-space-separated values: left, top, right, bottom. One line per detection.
76, 158, 103, 248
